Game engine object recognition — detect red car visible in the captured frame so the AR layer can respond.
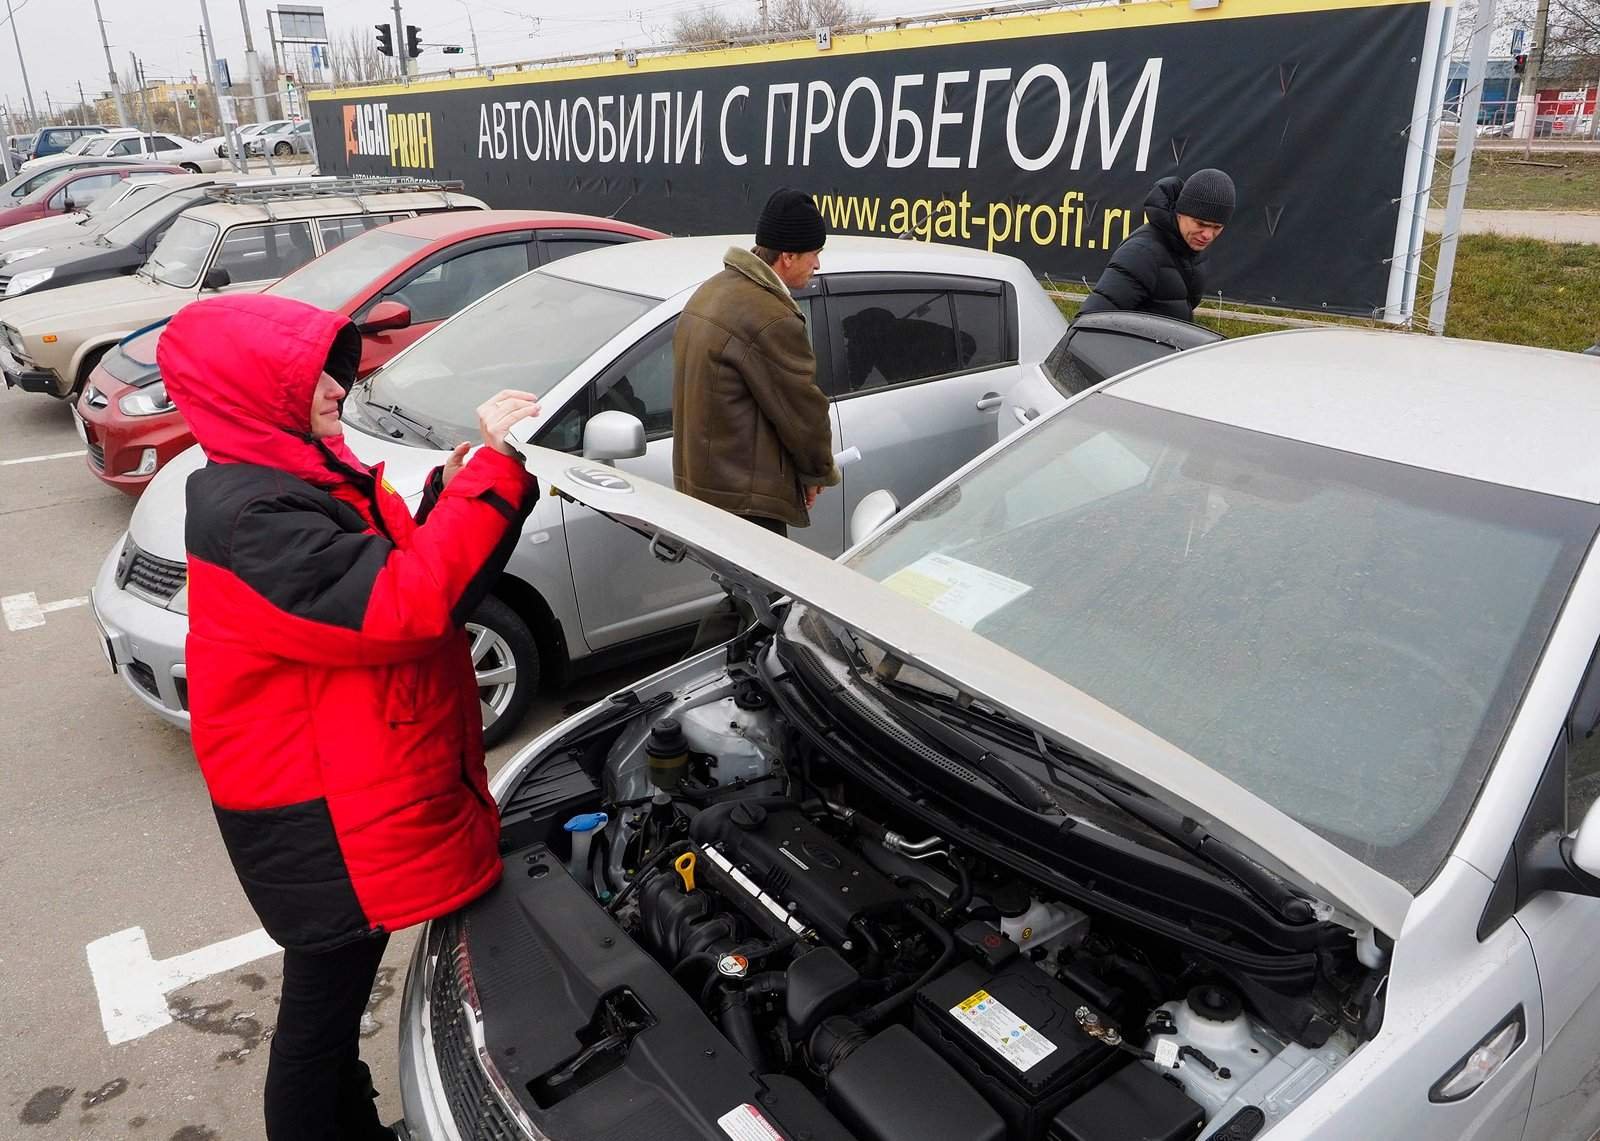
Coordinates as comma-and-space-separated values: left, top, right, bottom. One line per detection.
0, 164, 182, 230
77, 210, 664, 494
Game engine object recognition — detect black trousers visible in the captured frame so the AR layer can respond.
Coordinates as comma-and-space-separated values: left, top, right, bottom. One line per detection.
264, 933, 395, 1141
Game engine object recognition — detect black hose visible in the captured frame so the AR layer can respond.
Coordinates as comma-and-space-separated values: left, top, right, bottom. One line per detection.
719, 992, 766, 1067
848, 917, 887, 976
605, 840, 690, 915
945, 854, 973, 915
860, 906, 956, 1027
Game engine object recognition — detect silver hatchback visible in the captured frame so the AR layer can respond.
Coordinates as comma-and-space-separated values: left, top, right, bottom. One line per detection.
90, 234, 1067, 744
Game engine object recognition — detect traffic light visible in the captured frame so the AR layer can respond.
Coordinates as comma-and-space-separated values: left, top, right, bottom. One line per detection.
442, 45, 465, 55
375, 23, 394, 57
1514, 53, 1528, 74
405, 25, 423, 58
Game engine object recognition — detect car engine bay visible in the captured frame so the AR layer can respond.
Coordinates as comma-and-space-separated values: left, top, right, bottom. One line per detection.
450, 624, 1386, 1141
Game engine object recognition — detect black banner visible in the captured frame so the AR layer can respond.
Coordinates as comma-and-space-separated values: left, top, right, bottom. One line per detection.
311, 1, 1431, 316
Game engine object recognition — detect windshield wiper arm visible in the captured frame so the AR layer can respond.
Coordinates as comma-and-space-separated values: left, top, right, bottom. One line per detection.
363, 400, 452, 450
883, 682, 1315, 924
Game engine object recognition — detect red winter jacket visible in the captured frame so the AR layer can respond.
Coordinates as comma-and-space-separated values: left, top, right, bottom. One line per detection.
159, 294, 537, 951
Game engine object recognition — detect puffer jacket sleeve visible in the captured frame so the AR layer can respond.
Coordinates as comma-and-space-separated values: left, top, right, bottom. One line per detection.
736, 312, 841, 488
1079, 239, 1157, 315
208, 448, 536, 667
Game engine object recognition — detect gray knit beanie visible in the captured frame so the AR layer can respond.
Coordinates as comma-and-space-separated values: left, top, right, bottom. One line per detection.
1175, 168, 1236, 225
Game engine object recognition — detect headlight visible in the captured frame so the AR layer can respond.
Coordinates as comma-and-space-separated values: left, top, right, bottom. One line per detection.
5, 267, 54, 296
4, 324, 26, 357
1, 247, 47, 265
118, 381, 176, 417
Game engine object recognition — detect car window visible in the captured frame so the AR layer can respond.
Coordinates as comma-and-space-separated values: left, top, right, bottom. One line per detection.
64, 173, 124, 208
149, 135, 183, 152
542, 236, 626, 263
952, 292, 1009, 371
1569, 655, 1600, 825
213, 221, 317, 283
270, 229, 429, 310
146, 215, 220, 287
316, 213, 403, 251
81, 136, 118, 156
832, 291, 967, 393
389, 242, 531, 324
109, 137, 143, 156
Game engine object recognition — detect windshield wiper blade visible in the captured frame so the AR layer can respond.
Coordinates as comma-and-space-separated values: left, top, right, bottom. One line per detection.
363, 399, 452, 451
883, 682, 1315, 924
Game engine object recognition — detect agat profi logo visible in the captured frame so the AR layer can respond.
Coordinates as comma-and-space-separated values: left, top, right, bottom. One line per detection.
343, 102, 436, 170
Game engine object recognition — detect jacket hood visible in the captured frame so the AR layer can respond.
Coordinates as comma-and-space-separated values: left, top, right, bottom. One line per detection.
1143, 177, 1191, 256
158, 294, 367, 488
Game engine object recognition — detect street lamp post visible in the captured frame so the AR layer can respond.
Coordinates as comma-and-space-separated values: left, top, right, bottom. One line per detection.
5, 0, 39, 126
456, 0, 481, 69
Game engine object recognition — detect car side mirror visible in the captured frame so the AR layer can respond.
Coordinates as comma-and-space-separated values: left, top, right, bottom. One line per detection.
201, 266, 231, 290
849, 489, 900, 547
1571, 800, 1600, 882
359, 299, 412, 334
581, 410, 646, 463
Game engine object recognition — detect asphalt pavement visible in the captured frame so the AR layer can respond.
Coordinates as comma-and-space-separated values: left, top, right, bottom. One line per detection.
0, 387, 664, 1139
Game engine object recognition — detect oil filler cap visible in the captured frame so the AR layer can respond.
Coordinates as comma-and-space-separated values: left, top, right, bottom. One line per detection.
730, 802, 768, 831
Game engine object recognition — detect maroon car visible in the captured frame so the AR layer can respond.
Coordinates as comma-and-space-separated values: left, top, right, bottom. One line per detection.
0, 164, 181, 231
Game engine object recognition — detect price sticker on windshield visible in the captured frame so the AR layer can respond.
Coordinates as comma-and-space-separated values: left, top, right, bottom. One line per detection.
882, 554, 1030, 629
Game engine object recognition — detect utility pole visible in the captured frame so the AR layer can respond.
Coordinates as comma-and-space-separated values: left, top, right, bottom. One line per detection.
130, 53, 154, 133
454, 0, 480, 68
265, 8, 285, 112
235, 0, 269, 125
77, 79, 88, 124
91, 0, 130, 127
759, 0, 770, 37
172, 90, 185, 134
391, 0, 407, 83
198, 0, 244, 172
6, 0, 39, 126
1521, 0, 1551, 158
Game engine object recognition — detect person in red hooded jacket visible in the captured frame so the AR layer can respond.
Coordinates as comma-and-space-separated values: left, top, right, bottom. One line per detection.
157, 293, 540, 1141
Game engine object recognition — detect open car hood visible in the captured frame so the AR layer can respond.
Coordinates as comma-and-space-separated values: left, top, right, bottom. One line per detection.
511, 438, 1414, 941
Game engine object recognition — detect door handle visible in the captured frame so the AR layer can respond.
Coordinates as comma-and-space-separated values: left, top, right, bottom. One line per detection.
1013, 406, 1039, 425
976, 393, 1003, 412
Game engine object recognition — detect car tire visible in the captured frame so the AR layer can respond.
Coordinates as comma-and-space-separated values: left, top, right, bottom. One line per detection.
467, 596, 539, 748
273, 141, 292, 157
180, 163, 200, 173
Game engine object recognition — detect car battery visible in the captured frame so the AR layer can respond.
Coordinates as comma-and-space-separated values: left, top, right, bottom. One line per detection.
913, 958, 1121, 1141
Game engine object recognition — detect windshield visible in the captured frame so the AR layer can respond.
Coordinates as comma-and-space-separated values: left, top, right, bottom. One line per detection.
79, 136, 119, 156
144, 215, 218, 288
365, 271, 654, 443
270, 229, 427, 310
844, 394, 1599, 890
102, 188, 200, 245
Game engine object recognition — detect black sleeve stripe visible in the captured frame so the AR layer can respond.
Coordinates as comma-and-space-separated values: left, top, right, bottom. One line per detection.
228, 500, 393, 632
415, 466, 446, 525
480, 488, 517, 523
449, 494, 536, 627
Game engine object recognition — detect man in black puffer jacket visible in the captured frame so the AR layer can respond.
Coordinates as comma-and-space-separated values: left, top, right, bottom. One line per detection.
1080, 168, 1235, 322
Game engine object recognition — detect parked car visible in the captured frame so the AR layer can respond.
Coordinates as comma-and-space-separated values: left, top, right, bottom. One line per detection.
90, 234, 1068, 744
1000, 310, 1224, 435
0, 157, 129, 203
26, 124, 110, 162
0, 178, 485, 397
0, 172, 188, 267
76, 209, 664, 493
0, 163, 181, 233
201, 119, 290, 159
384, 328, 1600, 1141
0, 172, 290, 299
247, 120, 313, 157
65, 130, 232, 174
6, 132, 34, 170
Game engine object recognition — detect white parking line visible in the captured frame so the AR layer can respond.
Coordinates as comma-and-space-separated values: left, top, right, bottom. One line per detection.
86, 925, 282, 1045
0, 449, 87, 466
2, 592, 90, 631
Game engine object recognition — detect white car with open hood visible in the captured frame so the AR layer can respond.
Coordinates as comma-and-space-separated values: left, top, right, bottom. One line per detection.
394, 328, 1600, 1141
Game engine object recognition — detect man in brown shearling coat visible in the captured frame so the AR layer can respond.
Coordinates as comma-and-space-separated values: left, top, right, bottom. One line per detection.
672, 188, 840, 537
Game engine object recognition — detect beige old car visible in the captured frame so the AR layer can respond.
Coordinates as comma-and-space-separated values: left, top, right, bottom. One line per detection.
0, 177, 485, 398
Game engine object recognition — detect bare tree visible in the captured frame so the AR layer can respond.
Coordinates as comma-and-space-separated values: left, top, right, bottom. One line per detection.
327, 26, 390, 85
670, 0, 871, 46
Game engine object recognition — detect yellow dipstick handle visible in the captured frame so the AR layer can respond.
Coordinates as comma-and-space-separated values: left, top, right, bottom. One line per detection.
675, 851, 697, 893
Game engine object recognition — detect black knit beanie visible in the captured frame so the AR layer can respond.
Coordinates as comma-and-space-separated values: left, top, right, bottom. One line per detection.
1175, 168, 1236, 225
756, 188, 826, 253
324, 321, 363, 387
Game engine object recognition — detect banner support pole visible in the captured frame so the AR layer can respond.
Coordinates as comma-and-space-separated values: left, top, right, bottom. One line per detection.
1429, 0, 1496, 334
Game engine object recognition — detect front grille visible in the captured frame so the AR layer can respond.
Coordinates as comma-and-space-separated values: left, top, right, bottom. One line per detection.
430, 930, 523, 1141
125, 659, 159, 698
175, 677, 189, 711
87, 440, 105, 471
125, 546, 185, 603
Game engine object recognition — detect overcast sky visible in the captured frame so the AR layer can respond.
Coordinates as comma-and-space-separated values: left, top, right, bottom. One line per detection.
0, 0, 957, 120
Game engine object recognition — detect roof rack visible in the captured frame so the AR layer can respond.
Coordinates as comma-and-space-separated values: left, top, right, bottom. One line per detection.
202, 175, 467, 214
